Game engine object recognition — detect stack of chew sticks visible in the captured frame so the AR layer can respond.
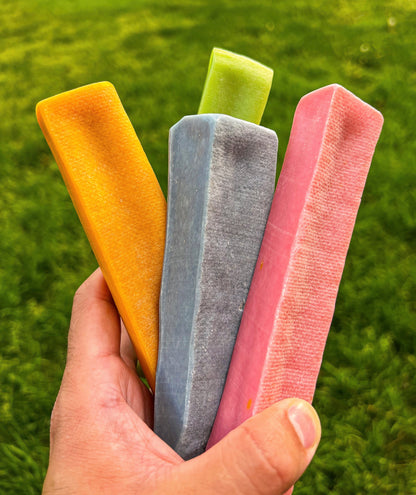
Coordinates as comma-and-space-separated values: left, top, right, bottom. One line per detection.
37, 47, 383, 466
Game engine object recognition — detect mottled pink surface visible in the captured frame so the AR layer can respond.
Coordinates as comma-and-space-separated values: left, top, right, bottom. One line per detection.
207, 84, 383, 448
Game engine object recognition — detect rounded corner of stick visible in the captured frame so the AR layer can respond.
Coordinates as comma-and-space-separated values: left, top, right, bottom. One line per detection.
35, 100, 45, 124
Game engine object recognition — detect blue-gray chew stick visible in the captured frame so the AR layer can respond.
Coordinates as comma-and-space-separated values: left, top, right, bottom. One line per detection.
155, 114, 277, 459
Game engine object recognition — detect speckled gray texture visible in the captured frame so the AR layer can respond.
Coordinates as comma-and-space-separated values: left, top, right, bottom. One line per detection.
155, 114, 278, 459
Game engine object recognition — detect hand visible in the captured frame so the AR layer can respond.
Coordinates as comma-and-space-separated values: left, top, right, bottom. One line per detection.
43, 269, 321, 495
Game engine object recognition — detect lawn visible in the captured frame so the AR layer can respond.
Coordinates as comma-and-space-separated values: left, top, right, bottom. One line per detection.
0, 0, 415, 493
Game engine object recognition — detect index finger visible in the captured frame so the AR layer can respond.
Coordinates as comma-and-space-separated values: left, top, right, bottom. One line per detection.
67, 268, 121, 366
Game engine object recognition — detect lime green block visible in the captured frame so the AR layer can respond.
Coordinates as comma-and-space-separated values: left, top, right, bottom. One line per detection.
198, 47, 273, 125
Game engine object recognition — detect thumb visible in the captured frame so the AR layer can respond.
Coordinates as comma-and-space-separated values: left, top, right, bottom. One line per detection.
180, 398, 321, 495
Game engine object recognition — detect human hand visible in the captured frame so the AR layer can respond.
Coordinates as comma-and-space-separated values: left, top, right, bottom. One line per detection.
43, 268, 321, 495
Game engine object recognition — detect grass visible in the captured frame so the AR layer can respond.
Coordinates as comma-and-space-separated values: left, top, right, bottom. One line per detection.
0, 0, 415, 492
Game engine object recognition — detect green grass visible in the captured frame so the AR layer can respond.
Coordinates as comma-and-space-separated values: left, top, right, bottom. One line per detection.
0, 0, 415, 493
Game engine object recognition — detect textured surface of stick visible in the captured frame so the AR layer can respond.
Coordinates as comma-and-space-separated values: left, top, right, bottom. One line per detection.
208, 84, 384, 448
155, 113, 277, 459
36, 82, 166, 390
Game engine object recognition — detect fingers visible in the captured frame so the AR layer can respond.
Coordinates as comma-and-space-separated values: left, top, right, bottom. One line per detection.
66, 268, 121, 366
177, 399, 321, 495
120, 321, 137, 371
54, 269, 156, 432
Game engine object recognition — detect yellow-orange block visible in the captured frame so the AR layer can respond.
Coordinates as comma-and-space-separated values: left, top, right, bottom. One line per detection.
36, 82, 166, 390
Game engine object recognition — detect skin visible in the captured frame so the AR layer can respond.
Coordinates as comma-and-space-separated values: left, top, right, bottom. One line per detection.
43, 268, 321, 495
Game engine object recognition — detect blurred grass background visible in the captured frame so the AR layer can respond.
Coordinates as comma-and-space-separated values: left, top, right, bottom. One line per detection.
0, 0, 415, 492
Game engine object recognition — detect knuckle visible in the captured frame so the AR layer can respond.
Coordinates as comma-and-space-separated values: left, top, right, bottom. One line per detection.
49, 390, 90, 445
49, 399, 61, 442
72, 282, 88, 309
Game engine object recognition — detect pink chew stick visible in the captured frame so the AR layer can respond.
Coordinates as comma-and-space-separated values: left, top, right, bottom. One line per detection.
207, 84, 383, 448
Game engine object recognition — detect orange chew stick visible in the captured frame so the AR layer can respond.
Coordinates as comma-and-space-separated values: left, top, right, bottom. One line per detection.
36, 82, 166, 390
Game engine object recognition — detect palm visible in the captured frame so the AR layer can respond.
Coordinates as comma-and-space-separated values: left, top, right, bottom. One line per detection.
69, 353, 182, 491
44, 272, 183, 494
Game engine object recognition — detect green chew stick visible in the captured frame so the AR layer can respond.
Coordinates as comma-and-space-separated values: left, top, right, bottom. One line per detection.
198, 47, 273, 124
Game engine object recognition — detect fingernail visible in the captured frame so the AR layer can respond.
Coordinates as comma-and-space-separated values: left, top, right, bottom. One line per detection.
288, 402, 318, 449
